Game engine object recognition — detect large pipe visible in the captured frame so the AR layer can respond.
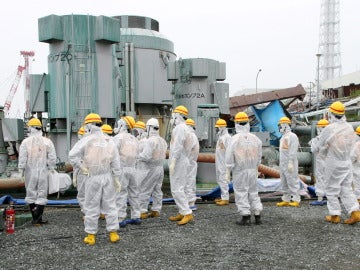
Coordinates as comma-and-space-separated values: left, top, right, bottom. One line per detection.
0, 178, 25, 189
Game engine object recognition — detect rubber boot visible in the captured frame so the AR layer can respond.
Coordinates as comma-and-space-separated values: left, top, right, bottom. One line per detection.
216, 200, 229, 206
288, 201, 300, 207
140, 212, 149, 219
236, 215, 251, 226
177, 214, 194, 225
344, 211, 360, 225
84, 234, 96, 245
169, 213, 184, 221
29, 203, 36, 220
35, 205, 48, 225
276, 201, 290, 207
254, 215, 261, 225
149, 211, 160, 218
325, 215, 341, 224
109, 231, 120, 243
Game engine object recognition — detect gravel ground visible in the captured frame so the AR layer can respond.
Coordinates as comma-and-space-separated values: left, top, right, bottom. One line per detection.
0, 199, 360, 270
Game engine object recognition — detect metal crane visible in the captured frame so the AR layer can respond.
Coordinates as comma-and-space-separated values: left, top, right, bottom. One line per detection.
3, 51, 35, 117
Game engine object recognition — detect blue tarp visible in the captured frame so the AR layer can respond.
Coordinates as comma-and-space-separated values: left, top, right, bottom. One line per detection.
251, 100, 287, 146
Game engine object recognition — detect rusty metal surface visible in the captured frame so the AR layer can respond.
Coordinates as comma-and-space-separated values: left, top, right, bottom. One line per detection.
229, 84, 306, 115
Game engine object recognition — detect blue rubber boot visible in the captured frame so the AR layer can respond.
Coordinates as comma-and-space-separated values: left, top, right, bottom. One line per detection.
310, 200, 327, 206
128, 218, 142, 225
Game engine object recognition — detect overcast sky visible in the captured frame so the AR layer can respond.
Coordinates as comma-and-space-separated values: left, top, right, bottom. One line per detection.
0, 0, 359, 117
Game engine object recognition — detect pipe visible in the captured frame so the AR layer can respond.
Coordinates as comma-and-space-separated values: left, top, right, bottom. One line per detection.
129, 43, 135, 113
0, 178, 25, 189
125, 43, 130, 113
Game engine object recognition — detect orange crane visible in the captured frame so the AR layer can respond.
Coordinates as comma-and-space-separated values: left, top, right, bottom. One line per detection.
3, 51, 35, 117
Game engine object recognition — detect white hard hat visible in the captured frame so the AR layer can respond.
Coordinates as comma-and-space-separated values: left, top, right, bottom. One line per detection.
146, 118, 159, 127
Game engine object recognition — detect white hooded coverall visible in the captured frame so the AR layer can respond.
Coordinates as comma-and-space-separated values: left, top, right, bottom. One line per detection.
279, 129, 301, 203
315, 117, 359, 215
68, 126, 121, 234
169, 121, 192, 216
350, 138, 360, 200
310, 135, 327, 198
138, 129, 168, 213
113, 130, 140, 220
184, 126, 200, 206
225, 125, 263, 216
18, 129, 57, 206
215, 129, 232, 201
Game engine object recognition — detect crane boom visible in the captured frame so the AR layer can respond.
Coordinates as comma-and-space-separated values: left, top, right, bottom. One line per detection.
3, 65, 25, 115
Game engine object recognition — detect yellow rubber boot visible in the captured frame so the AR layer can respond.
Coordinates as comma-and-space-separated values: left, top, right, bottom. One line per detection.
325, 215, 341, 224
214, 198, 222, 203
109, 231, 120, 243
140, 212, 149, 219
288, 201, 300, 207
149, 211, 160, 218
84, 234, 96, 245
344, 211, 360, 225
177, 214, 194, 225
216, 200, 229, 206
276, 201, 290, 207
169, 213, 184, 221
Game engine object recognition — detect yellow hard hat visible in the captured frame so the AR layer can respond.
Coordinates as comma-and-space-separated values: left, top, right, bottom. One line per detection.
215, 119, 227, 128
78, 126, 85, 135
122, 116, 136, 130
101, 124, 113, 134
329, 101, 345, 115
234, 112, 249, 123
355, 126, 360, 136
278, 116, 291, 125
134, 121, 146, 130
317, 119, 329, 127
173, 105, 188, 116
84, 113, 102, 124
185, 118, 195, 126
28, 118, 42, 127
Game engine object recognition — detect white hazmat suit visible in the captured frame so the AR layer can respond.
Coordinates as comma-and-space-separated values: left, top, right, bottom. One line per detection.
350, 137, 360, 201
138, 122, 168, 216
215, 127, 232, 202
315, 115, 359, 217
68, 125, 121, 235
226, 123, 263, 223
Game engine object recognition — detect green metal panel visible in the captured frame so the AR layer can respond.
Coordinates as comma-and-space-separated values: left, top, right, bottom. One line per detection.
38, 15, 63, 42
95, 16, 120, 43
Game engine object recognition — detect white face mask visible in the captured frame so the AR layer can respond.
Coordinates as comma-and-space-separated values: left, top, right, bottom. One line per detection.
278, 123, 290, 134
235, 122, 250, 133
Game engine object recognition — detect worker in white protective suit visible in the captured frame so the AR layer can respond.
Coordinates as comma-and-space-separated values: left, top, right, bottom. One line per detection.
225, 112, 263, 225
18, 118, 57, 226
168, 105, 194, 225
309, 119, 329, 206
133, 121, 147, 141
184, 118, 200, 211
350, 126, 360, 203
138, 118, 168, 219
276, 116, 301, 207
69, 113, 121, 245
214, 119, 232, 206
113, 116, 141, 227
72, 126, 88, 217
314, 101, 360, 224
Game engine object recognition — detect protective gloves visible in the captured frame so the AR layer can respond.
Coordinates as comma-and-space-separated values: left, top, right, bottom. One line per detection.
19, 168, 25, 183
73, 175, 77, 188
169, 158, 176, 176
288, 161, 294, 173
80, 166, 89, 176
113, 176, 121, 193
225, 169, 231, 183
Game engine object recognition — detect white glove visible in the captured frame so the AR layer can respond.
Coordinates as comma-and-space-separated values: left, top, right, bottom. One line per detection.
113, 176, 121, 193
19, 168, 25, 183
225, 169, 231, 183
288, 161, 294, 173
169, 159, 176, 176
72, 175, 77, 188
80, 166, 89, 176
